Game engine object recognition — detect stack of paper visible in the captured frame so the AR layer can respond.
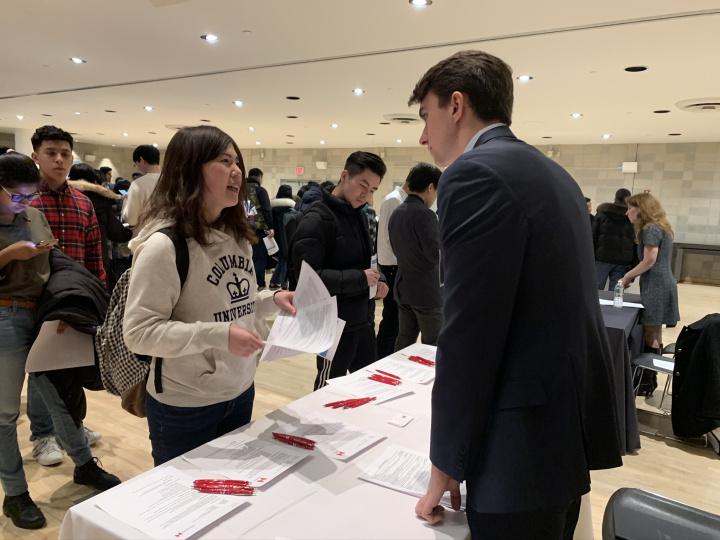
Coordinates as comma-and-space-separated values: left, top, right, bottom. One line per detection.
326, 372, 413, 404
366, 357, 435, 384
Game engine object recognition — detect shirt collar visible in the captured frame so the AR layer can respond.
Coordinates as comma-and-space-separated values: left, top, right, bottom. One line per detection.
394, 186, 408, 200
39, 179, 69, 194
463, 123, 506, 154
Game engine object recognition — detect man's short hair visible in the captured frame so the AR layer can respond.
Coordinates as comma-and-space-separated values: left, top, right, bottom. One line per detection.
31, 125, 74, 151
408, 50, 514, 127
99, 166, 112, 175
248, 168, 263, 179
132, 172, 142, 180
319, 180, 335, 190
406, 162, 442, 193
132, 144, 160, 165
585, 197, 591, 203
343, 151, 386, 180
615, 188, 632, 203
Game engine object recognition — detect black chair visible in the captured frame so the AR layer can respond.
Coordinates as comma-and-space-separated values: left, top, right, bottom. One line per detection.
631, 343, 676, 410
602, 488, 720, 539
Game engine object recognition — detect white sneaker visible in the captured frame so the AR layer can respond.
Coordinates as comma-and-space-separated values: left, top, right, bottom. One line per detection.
84, 426, 102, 446
32, 436, 64, 466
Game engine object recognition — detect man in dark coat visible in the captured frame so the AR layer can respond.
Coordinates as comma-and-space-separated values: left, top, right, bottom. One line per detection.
291, 152, 388, 390
409, 50, 622, 539
247, 168, 274, 289
388, 162, 443, 351
593, 188, 637, 290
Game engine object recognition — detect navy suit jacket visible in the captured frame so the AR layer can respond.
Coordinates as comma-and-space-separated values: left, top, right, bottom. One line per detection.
431, 126, 622, 513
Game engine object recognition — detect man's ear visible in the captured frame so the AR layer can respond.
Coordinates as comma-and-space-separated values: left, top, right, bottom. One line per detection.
450, 91, 466, 123
31, 151, 39, 163
339, 170, 349, 183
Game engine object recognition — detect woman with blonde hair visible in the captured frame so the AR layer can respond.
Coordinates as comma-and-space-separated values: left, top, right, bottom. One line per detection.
621, 192, 679, 395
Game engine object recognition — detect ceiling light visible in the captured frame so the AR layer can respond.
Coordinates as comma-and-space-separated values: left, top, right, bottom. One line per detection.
104, 110, 116, 113
353, 88, 365, 96
331, 124, 338, 128
255, 142, 261, 145
75, 112, 81, 115
123, 133, 129, 137
70, 57, 86, 64
320, 141, 325, 145
624, 66, 647, 72
153, 143, 159, 147
286, 96, 300, 100
409, 0, 432, 5
286, 142, 294, 145
602, 134, 612, 139
148, 131, 157, 134
396, 139, 402, 143
379, 122, 390, 125
144, 106, 153, 111
287, 115, 298, 119
201, 34, 219, 43
199, 119, 211, 122
366, 133, 375, 136
248, 127, 254, 131
653, 110, 670, 114
233, 101, 243, 107
516, 75, 533, 82
16, 115, 23, 120
542, 136, 553, 139
668, 133, 682, 136
571, 113, 583, 118
287, 134, 295, 137
41, 113, 52, 117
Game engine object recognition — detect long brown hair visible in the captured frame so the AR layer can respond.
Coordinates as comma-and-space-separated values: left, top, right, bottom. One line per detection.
140, 126, 256, 246
626, 192, 674, 241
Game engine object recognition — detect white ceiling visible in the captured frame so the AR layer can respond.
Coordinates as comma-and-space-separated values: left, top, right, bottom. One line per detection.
2, 0, 720, 150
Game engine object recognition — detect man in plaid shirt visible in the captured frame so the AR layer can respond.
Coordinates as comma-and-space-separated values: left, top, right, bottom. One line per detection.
30, 126, 106, 285
27, 125, 106, 467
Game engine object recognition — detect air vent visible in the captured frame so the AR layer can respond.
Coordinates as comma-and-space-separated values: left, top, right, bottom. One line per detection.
383, 113, 422, 125
676, 98, 720, 113
165, 124, 189, 131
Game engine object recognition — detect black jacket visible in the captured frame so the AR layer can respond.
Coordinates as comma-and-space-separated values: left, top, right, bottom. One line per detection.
593, 202, 637, 266
291, 187, 382, 330
671, 314, 720, 438
247, 178, 273, 231
388, 194, 442, 308
34, 250, 109, 427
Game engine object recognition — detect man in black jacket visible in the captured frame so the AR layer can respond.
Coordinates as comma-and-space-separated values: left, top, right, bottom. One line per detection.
388, 162, 443, 351
247, 168, 274, 289
291, 152, 389, 390
593, 188, 636, 290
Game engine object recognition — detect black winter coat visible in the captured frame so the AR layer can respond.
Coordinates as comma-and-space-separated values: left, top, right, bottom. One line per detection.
592, 202, 637, 266
291, 187, 382, 330
34, 250, 109, 427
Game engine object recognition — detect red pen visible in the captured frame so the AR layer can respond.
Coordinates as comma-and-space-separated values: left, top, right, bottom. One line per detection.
376, 369, 401, 380
347, 397, 376, 408
369, 374, 402, 386
272, 432, 316, 450
193, 479, 250, 487
194, 486, 255, 495
324, 399, 351, 408
408, 355, 435, 367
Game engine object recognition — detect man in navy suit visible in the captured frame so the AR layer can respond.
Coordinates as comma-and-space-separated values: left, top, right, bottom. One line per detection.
410, 51, 622, 539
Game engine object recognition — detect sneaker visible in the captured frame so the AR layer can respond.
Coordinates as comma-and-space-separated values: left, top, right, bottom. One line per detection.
3, 492, 46, 530
32, 436, 63, 466
84, 426, 102, 446
73, 457, 121, 491
269, 283, 280, 291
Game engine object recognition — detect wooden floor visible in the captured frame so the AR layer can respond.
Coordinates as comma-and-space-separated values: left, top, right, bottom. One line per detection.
3, 282, 720, 539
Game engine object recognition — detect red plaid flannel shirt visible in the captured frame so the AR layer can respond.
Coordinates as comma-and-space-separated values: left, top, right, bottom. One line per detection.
31, 181, 107, 285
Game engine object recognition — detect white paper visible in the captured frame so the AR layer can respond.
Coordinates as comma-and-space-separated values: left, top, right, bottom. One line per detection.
369, 254, 378, 299
182, 432, 309, 488
94, 466, 247, 540
260, 261, 339, 361
318, 319, 346, 362
359, 444, 466, 509
263, 236, 279, 256
367, 357, 435, 384
326, 373, 413, 404
26, 321, 95, 373
275, 411, 385, 461
391, 343, 437, 362
599, 298, 644, 308
653, 358, 675, 371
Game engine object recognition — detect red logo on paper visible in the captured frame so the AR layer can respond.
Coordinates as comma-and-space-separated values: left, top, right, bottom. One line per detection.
256, 478, 267, 483
175, 533, 183, 538
336, 451, 345, 456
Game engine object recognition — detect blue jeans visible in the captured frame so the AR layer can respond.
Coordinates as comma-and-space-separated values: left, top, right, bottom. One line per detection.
596, 261, 630, 291
270, 256, 288, 287
0, 305, 92, 496
145, 384, 255, 466
27, 374, 55, 441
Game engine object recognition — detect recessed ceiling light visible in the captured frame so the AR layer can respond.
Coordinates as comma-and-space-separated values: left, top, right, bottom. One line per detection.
104, 110, 116, 113
144, 106, 153, 112
112, 144, 115, 147
201, 34, 219, 43
409, 0, 432, 6
331, 124, 338, 128
516, 75, 533, 82
287, 135, 295, 137
366, 133, 375, 136
123, 133, 129, 137
602, 134, 612, 139
668, 133, 682, 136
571, 113, 583, 118
379, 122, 390, 125
70, 57, 86, 64
396, 139, 402, 143
248, 127, 255, 131
148, 131, 157, 134
625, 66, 647, 72
353, 88, 365, 96
653, 110, 670, 114
320, 141, 326, 145
286, 142, 294, 145
233, 100, 243, 107
16, 115, 23, 120
41, 113, 52, 117
287, 115, 298, 119
96, 132, 105, 135
286, 96, 300, 100
74, 112, 81, 115
255, 141, 261, 145
542, 136, 553, 139
199, 119, 211, 122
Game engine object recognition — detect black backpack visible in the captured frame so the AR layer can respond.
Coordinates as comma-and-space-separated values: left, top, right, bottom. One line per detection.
285, 201, 335, 290
95, 228, 188, 412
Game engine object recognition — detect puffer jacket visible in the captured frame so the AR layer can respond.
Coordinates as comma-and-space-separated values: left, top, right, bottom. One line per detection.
592, 202, 637, 266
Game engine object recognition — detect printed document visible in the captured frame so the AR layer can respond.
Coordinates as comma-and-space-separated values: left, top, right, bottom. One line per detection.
391, 343, 438, 362
359, 444, 466, 509
26, 321, 95, 373
326, 372, 413, 404
367, 357, 435, 384
599, 298, 644, 308
182, 432, 310, 488
94, 466, 247, 540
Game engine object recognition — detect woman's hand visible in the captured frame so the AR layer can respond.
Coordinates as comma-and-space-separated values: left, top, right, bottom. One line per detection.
621, 275, 632, 289
228, 325, 264, 357
4, 241, 54, 262
273, 291, 296, 315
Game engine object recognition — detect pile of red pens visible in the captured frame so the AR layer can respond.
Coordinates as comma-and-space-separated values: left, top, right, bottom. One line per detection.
324, 397, 376, 409
193, 479, 255, 496
271, 432, 316, 450
408, 355, 435, 367
368, 373, 402, 385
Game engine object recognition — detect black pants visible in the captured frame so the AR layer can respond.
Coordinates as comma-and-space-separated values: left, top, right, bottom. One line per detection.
314, 325, 376, 390
376, 264, 399, 359
466, 497, 581, 540
252, 229, 269, 287
394, 304, 444, 352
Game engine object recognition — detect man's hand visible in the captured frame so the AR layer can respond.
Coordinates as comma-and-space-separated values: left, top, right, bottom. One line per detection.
374, 281, 389, 300
415, 464, 461, 525
266, 229, 275, 240
4, 241, 53, 262
365, 269, 380, 287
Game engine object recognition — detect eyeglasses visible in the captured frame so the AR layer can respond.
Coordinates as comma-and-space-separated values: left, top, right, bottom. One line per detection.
0, 184, 42, 203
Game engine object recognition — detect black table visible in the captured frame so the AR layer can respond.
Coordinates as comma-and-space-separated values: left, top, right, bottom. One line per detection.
599, 290, 643, 454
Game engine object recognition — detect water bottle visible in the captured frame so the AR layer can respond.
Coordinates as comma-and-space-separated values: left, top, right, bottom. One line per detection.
613, 280, 624, 308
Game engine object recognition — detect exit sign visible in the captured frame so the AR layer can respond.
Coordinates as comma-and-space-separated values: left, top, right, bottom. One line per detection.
296, 167, 304, 175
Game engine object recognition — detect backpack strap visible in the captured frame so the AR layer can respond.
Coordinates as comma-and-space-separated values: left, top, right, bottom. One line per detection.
152, 227, 189, 393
